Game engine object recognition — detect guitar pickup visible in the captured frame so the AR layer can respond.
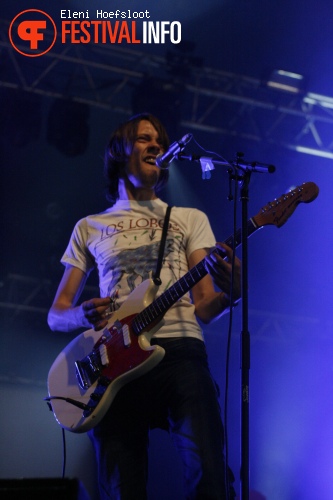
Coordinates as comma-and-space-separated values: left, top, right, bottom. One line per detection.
113, 320, 131, 348
122, 324, 131, 347
99, 344, 109, 366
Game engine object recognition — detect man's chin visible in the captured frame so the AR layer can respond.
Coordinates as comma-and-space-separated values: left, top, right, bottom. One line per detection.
144, 169, 160, 187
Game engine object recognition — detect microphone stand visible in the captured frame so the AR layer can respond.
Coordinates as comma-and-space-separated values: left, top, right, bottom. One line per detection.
178, 152, 275, 500
238, 166, 251, 500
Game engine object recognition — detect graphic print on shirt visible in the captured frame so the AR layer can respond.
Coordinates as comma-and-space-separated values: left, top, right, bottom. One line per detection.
93, 216, 185, 305
103, 237, 175, 294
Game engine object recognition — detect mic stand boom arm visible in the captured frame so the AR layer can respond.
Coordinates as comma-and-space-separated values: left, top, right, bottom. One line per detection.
177, 153, 275, 175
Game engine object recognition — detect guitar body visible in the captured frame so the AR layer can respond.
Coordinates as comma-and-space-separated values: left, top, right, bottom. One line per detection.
47, 182, 319, 434
47, 277, 165, 433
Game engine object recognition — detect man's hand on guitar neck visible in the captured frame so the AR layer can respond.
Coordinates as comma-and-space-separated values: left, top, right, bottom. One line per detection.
205, 242, 241, 307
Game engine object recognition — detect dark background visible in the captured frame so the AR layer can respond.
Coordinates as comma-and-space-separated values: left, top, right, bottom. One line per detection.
1, 1, 333, 499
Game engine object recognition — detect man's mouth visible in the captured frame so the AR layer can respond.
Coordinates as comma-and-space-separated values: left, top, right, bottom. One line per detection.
144, 155, 157, 165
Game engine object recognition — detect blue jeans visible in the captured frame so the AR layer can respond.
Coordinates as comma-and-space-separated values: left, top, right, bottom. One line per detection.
89, 337, 235, 499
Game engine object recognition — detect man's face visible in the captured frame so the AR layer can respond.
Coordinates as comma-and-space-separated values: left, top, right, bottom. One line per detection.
124, 120, 165, 190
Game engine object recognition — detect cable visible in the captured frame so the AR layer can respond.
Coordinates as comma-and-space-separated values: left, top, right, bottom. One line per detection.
44, 395, 93, 412
61, 427, 67, 478
189, 135, 239, 498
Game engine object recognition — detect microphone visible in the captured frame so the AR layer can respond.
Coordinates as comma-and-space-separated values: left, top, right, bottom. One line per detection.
156, 133, 192, 169
237, 161, 276, 174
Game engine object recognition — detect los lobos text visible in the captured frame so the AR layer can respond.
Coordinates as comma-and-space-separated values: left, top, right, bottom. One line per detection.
60, 10, 181, 44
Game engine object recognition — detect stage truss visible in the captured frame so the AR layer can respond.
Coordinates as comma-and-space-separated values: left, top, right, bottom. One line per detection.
1, 19, 333, 158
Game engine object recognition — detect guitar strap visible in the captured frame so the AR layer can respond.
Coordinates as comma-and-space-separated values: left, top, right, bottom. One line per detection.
153, 205, 172, 286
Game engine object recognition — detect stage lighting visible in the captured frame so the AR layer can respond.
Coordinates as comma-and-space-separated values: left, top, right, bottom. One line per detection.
47, 99, 90, 157
166, 41, 203, 79
303, 92, 333, 109
0, 88, 42, 148
267, 69, 304, 94
131, 76, 184, 133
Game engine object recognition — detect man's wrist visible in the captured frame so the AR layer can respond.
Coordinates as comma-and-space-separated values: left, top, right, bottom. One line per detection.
219, 292, 241, 310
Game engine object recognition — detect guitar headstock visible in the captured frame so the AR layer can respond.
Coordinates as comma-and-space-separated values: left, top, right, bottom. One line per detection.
253, 182, 319, 229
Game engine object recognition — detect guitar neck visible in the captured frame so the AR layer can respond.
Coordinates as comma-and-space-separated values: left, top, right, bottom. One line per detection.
132, 217, 260, 335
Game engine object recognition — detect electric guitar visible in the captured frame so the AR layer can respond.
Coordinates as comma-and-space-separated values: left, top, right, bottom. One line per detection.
46, 182, 319, 433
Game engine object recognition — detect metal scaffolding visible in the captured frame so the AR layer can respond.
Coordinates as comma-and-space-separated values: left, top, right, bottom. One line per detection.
1, 19, 332, 335
0, 273, 99, 327
0, 273, 330, 343
1, 18, 333, 158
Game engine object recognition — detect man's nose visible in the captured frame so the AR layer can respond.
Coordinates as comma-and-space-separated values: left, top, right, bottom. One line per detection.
149, 139, 162, 153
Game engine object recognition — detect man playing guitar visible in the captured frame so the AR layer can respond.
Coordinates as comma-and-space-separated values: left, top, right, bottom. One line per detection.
48, 113, 241, 499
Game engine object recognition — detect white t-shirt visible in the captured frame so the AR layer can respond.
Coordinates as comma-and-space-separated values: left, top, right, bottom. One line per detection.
61, 199, 216, 340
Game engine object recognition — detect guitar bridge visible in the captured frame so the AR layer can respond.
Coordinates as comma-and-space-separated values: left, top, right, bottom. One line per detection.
75, 353, 101, 390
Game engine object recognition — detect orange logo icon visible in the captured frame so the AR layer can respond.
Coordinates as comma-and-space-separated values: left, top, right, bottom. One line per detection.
9, 9, 57, 57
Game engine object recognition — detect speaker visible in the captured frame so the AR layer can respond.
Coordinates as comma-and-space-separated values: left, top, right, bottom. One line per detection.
0, 478, 90, 500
